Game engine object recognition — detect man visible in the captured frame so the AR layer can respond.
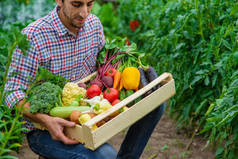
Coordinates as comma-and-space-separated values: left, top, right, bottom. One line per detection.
5, 0, 166, 158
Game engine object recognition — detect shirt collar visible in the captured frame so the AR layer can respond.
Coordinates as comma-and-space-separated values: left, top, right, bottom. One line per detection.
51, 6, 68, 37
51, 6, 86, 37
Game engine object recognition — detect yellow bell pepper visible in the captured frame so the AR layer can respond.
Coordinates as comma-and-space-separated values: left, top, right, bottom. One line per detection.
121, 67, 140, 90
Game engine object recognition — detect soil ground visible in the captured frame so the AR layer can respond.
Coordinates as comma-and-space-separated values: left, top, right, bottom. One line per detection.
12, 111, 215, 159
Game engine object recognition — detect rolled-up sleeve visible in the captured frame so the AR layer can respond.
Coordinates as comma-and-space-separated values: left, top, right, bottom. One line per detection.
4, 38, 40, 108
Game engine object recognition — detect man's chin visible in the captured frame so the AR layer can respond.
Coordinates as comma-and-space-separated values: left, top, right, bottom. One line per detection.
70, 23, 84, 29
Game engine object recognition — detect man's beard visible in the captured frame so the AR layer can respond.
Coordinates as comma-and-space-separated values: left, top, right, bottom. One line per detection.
62, 7, 82, 29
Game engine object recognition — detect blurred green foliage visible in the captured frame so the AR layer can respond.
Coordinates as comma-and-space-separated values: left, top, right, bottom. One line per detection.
101, 0, 238, 158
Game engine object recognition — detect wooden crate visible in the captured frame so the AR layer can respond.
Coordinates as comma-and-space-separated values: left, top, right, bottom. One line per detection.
63, 72, 176, 150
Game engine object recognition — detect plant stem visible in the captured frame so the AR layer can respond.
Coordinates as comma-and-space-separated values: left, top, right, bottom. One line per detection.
195, 0, 205, 40
0, 115, 18, 156
0, 41, 17, 106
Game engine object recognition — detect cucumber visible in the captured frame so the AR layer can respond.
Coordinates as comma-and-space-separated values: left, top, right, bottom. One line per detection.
49, 106, 90, 119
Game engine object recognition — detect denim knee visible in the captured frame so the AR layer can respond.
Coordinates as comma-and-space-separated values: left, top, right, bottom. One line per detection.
95, 143, 117, 159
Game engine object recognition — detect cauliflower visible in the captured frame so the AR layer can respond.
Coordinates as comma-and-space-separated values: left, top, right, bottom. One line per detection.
62, 82, 87, 106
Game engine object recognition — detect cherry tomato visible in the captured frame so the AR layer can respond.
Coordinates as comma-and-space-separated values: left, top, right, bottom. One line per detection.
112, 99, 121, 106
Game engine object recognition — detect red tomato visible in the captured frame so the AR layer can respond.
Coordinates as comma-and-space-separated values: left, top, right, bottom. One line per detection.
129, 20, 140, 32
126, 37, 131, 46
105, 68, 117, 78
87, 84, 101, 98
130, 20, 136, 32
112, 99, 120, 106
103, 88, 119, 103
133, 20, 140, 27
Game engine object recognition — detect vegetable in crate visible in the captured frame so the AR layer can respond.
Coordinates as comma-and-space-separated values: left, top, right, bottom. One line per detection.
101, 76, 113, 88
79, 114, 92, 125
103, 88, 119, 103
121, 67, 140, 90
125, 90, 135, 107
77, 83, 87, 89
87, 84, 101, 98
69, 94, 83, 107
93, 99, 112, 114
112, 99, 120, 106
119, 90, 127, 100
138, 67, 152, 96
126, 90, 134, 97
50, 106, 90, 118
70, 110, 81, 123
90, 78, 103, 89
28, 82, 62, 114
62, 82, 87, 106
113, 70, 121, 89
145, 66, 160, 90
78, 114, 98, 130
105, 68, 117, 78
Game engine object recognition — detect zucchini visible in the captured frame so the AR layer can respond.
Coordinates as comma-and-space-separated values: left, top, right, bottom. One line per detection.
49, 106, 90, 119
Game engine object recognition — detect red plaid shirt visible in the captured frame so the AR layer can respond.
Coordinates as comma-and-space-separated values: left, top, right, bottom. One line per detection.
4, 6, 105, 131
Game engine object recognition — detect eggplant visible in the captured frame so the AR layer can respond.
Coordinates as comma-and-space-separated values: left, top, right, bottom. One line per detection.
145, 66, 160, 90
138, 67, 152, 97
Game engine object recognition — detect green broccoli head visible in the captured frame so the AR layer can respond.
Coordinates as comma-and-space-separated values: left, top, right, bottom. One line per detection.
28, 82, 62, 114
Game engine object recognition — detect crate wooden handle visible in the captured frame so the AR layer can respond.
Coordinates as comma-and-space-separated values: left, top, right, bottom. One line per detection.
84, 72, 173, 127
76, 72, 97, 84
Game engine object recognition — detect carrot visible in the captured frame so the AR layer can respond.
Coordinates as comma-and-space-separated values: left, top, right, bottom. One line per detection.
118, 78, 123, 91
113, 71, 121, 89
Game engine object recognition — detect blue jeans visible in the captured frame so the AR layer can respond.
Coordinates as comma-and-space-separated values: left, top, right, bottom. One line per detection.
27, 103, 166, 159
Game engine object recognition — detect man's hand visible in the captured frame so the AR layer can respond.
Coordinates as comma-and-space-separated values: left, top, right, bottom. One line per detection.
44, 116, 79, 145
18, 100, 79, 145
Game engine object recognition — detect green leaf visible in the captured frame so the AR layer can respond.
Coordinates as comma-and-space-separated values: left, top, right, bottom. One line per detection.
9, 143, 21, 149
204, 76, 210, 86
161, 144, 168, 151
190, 76, 203, 85
230, 5, 238, 16
0, 155, 19, 159
196, 69, 209, 75
205, 103, 215, 116
195, 99, 207, 114
215, 147, 224, 156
